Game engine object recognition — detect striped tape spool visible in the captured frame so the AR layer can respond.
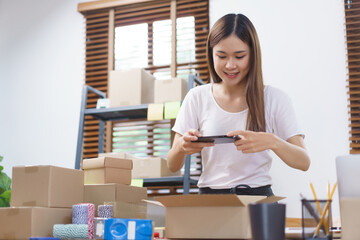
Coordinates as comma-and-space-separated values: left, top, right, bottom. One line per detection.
53, 224, 89, 239
72, 203, 95, 239
98, 205, 113, 218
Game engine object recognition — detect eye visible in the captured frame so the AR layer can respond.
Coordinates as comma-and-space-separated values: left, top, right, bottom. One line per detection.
236, 56, 245, 59
216, 55, 226, 59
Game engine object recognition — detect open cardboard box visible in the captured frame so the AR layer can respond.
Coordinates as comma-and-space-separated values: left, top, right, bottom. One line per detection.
154, 194, 284, 239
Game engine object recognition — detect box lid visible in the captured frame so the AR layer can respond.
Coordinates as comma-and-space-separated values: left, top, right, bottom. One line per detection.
82, 157, 133, 170
155, 194, 283, 207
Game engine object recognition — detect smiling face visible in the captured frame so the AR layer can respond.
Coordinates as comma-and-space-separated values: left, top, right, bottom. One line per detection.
212, 34, 250, 87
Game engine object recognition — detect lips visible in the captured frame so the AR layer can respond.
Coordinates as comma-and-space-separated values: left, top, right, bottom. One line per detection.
224, 72, 239, 79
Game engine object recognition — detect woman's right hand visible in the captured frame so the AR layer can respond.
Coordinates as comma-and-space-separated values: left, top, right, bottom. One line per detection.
179, 129, 214, 155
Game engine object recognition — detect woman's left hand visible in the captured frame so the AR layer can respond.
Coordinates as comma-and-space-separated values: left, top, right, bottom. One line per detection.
227, 130, 276, 153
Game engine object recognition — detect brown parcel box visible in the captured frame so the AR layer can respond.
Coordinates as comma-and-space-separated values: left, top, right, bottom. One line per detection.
339, 198, 360, 240
154, 77, 187, 103
84, 183, 147, 215
155, 194, 284, 239
82, 157, 133, 185
105, 201, 147, 219
11, 165, 84, 208
0, 207, 72, 239
131, 157, 181, 179
109, 68, 155, 107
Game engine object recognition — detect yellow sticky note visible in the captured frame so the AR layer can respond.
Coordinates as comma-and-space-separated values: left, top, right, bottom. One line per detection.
164, 101, 181, 119
147, 103, 164, 121
131, 179, 144, 187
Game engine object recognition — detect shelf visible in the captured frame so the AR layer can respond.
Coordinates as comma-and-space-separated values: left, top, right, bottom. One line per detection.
84, 104, 148, 121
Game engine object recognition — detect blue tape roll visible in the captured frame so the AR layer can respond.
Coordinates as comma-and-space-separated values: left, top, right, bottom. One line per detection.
104, 218, 152, 240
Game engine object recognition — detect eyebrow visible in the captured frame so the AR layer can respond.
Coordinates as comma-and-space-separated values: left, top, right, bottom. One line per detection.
216, 50, 247, 54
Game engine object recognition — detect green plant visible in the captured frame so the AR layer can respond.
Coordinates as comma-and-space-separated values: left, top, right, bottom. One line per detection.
0, 156, 11, 207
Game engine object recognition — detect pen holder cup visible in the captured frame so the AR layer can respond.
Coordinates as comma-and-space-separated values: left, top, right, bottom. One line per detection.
301, 199, 332, 240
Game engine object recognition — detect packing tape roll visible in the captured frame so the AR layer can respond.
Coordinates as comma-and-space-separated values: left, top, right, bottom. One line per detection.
72, 203, 95, 239
53, 224, 88, 239
98, 205, 113, 218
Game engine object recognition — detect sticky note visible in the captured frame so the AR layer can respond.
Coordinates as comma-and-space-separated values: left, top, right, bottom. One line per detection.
147, 103, 164, 121
131, 179, 144, 187
164, 101, 181, 119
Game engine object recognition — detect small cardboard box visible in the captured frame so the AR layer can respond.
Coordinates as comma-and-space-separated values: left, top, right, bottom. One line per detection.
340, 197, 360, 240
0, 207, 72, 239
84, 183, 148, 214
155, 194, 284, 239
154, 77, 187, 103
109, 68, 155, 107
11, 165, 84, 208
131, 157, 180, 178
82, 157, 133, 185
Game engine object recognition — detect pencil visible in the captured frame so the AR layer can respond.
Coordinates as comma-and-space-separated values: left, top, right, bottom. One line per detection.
310, 182, 322, 215
313, 182, 337, 237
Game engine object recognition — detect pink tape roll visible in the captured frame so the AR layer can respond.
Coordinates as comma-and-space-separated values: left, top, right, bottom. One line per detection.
74, 203, 95, 239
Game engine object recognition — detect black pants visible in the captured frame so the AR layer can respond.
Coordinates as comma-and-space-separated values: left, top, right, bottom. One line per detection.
199, 184, 274, 197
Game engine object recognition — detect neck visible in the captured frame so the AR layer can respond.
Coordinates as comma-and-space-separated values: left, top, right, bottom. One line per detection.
219, 81, 247, 98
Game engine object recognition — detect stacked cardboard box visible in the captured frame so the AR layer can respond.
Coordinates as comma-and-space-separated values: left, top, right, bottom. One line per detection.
82, 156, 148, 219
82, 157, 133, 185
108, 68, 155, 108
154, 77, 187, 103
0, 165, 84, 239
99, 152, 180, 179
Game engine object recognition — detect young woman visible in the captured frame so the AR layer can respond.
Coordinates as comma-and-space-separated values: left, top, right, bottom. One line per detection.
167, 13, 310, 196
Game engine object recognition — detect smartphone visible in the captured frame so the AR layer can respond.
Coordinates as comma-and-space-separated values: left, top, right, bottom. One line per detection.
192, 135, 240, 144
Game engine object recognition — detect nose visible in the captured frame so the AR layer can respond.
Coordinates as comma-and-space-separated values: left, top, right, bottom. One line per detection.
225, 58, 236, 69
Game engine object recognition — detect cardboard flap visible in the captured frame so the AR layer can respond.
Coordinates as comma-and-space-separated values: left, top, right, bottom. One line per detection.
142, 199, 164, 207
155, 194, 247, 207
255, 195, 285, 204
82, 157, 133, 170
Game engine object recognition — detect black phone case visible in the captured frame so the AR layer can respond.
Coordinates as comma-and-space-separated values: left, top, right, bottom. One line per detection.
193, 135, 239, 144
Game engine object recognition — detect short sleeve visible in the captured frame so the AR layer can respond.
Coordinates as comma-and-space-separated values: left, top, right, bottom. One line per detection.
172, 88, 199, 135
267, 87, 304, 141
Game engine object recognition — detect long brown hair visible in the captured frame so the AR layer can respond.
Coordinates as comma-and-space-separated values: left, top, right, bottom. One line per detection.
206, 13, 265, 132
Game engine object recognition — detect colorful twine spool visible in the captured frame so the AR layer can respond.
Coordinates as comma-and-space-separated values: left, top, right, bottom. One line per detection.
98, 205, 113, 218
72, 203, 95, 239
53, 224, 89, 239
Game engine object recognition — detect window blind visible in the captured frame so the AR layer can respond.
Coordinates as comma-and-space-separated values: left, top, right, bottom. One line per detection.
345, 0, 360, 153
78, 1, 208, 180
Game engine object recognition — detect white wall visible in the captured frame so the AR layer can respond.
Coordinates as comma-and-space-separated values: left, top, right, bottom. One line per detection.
0, 0, 85, 172
0, 0, 349, 218
210, 0, 348, 218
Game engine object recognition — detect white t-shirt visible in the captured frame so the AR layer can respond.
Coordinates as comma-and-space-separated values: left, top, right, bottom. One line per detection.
172, 83, 303, 189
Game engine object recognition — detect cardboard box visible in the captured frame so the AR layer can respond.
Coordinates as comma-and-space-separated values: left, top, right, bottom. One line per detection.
155, 194, 284, 239
340, 198, 360, 240
154, 77, 187, 103
105, 201, 147, 219
84, 183, 148, 214
98, 152, 128, 158
0, 207, 72, 239
132, 157, 180, 178
11, 165, 84, 208
109, 68, 155, 107
82, 157, 133, 185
